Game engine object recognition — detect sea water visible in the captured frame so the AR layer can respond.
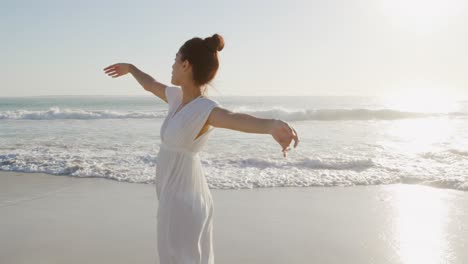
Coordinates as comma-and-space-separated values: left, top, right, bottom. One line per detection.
1, 95, 467, 191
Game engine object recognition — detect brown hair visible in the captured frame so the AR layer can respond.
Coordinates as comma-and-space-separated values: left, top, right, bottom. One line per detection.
179, 33, 224, 93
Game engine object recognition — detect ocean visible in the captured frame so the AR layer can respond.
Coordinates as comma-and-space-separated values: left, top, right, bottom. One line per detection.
1, 95, 467, 191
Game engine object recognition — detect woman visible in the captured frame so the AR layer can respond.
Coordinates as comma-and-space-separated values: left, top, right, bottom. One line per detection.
103, 33, 299, 264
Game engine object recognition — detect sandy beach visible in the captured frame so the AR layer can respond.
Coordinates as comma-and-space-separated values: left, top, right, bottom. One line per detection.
1, 171, 467, 264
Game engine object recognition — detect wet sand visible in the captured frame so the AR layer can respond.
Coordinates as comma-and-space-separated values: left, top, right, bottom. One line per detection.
1, 171, 467, 264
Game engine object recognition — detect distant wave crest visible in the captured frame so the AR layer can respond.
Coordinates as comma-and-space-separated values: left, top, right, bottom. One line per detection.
1, 106, 467, 121
236, 107, 468, 121
0, 107, 162, 120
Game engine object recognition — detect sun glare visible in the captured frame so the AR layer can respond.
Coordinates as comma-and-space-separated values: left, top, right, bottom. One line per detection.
391, 185, 454, 264
386, 118, 454, 154
380, 0, 465, 33
381, 88, 458, 113
379, 88, 458, 155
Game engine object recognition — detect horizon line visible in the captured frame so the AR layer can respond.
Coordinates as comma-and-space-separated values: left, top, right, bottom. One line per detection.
3, 94, 461, 99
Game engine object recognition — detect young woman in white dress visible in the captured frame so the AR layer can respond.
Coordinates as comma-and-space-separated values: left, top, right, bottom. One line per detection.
103, 33, 299, 264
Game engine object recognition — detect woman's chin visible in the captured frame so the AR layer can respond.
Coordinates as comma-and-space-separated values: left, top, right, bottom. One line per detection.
170, 79, 179, 86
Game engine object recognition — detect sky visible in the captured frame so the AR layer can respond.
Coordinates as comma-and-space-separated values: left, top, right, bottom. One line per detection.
1, 0, 467, 99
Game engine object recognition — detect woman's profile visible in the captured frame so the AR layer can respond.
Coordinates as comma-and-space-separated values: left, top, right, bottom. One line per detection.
103, 33, 299, 264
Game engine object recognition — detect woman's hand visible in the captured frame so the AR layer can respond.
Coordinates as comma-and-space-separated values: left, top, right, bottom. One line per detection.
103, 63, 133, 78
269, 119, 299, 158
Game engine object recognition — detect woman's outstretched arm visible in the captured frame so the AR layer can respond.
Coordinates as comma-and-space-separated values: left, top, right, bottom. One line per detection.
103, 63, 169, 103
208, 107, 299, 158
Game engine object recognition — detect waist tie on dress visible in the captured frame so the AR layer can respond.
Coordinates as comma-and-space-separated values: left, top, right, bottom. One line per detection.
160, 142, 198, 156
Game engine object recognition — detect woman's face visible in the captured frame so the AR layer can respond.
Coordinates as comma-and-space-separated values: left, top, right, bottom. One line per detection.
171, 51, 189, 86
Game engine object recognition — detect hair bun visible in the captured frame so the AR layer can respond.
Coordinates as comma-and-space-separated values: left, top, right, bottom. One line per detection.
204, 33, 224, 53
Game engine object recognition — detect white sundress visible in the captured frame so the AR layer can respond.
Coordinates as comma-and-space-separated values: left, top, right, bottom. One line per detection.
155, 86, 221, 264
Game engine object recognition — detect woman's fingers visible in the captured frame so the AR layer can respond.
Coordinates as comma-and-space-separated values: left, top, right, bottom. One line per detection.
103, 63, 131, 78
103, 64, 117, 71
108, 72, 119, 77
292, 127, 299, 148
283, 125, 299, 157
277, 123, 288, 156
284, 123, 298, 146
284, 123, 299, 149
104, 68, 117, 76
105, 66, 119, 73
104, 68, 116, 74
103, 64, 122, 75
270, 120, 299, 158
104, 66, 123, 78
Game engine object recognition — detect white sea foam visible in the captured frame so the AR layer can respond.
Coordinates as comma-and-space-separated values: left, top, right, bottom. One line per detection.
420, 148, 468, 159
448, 149, 468, 156
1, 146, 467, 191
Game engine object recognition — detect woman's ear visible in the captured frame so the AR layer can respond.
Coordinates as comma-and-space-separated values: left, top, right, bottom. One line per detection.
182, 60, 191, 73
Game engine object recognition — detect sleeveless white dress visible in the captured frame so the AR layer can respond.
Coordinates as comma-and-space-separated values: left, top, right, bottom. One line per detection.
155, 86, 220, 264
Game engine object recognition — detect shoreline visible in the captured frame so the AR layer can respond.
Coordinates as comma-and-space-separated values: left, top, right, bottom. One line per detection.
1, 170, 466, 193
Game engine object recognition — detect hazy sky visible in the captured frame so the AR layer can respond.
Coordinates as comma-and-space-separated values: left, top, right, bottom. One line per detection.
1, 0, 467, 98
